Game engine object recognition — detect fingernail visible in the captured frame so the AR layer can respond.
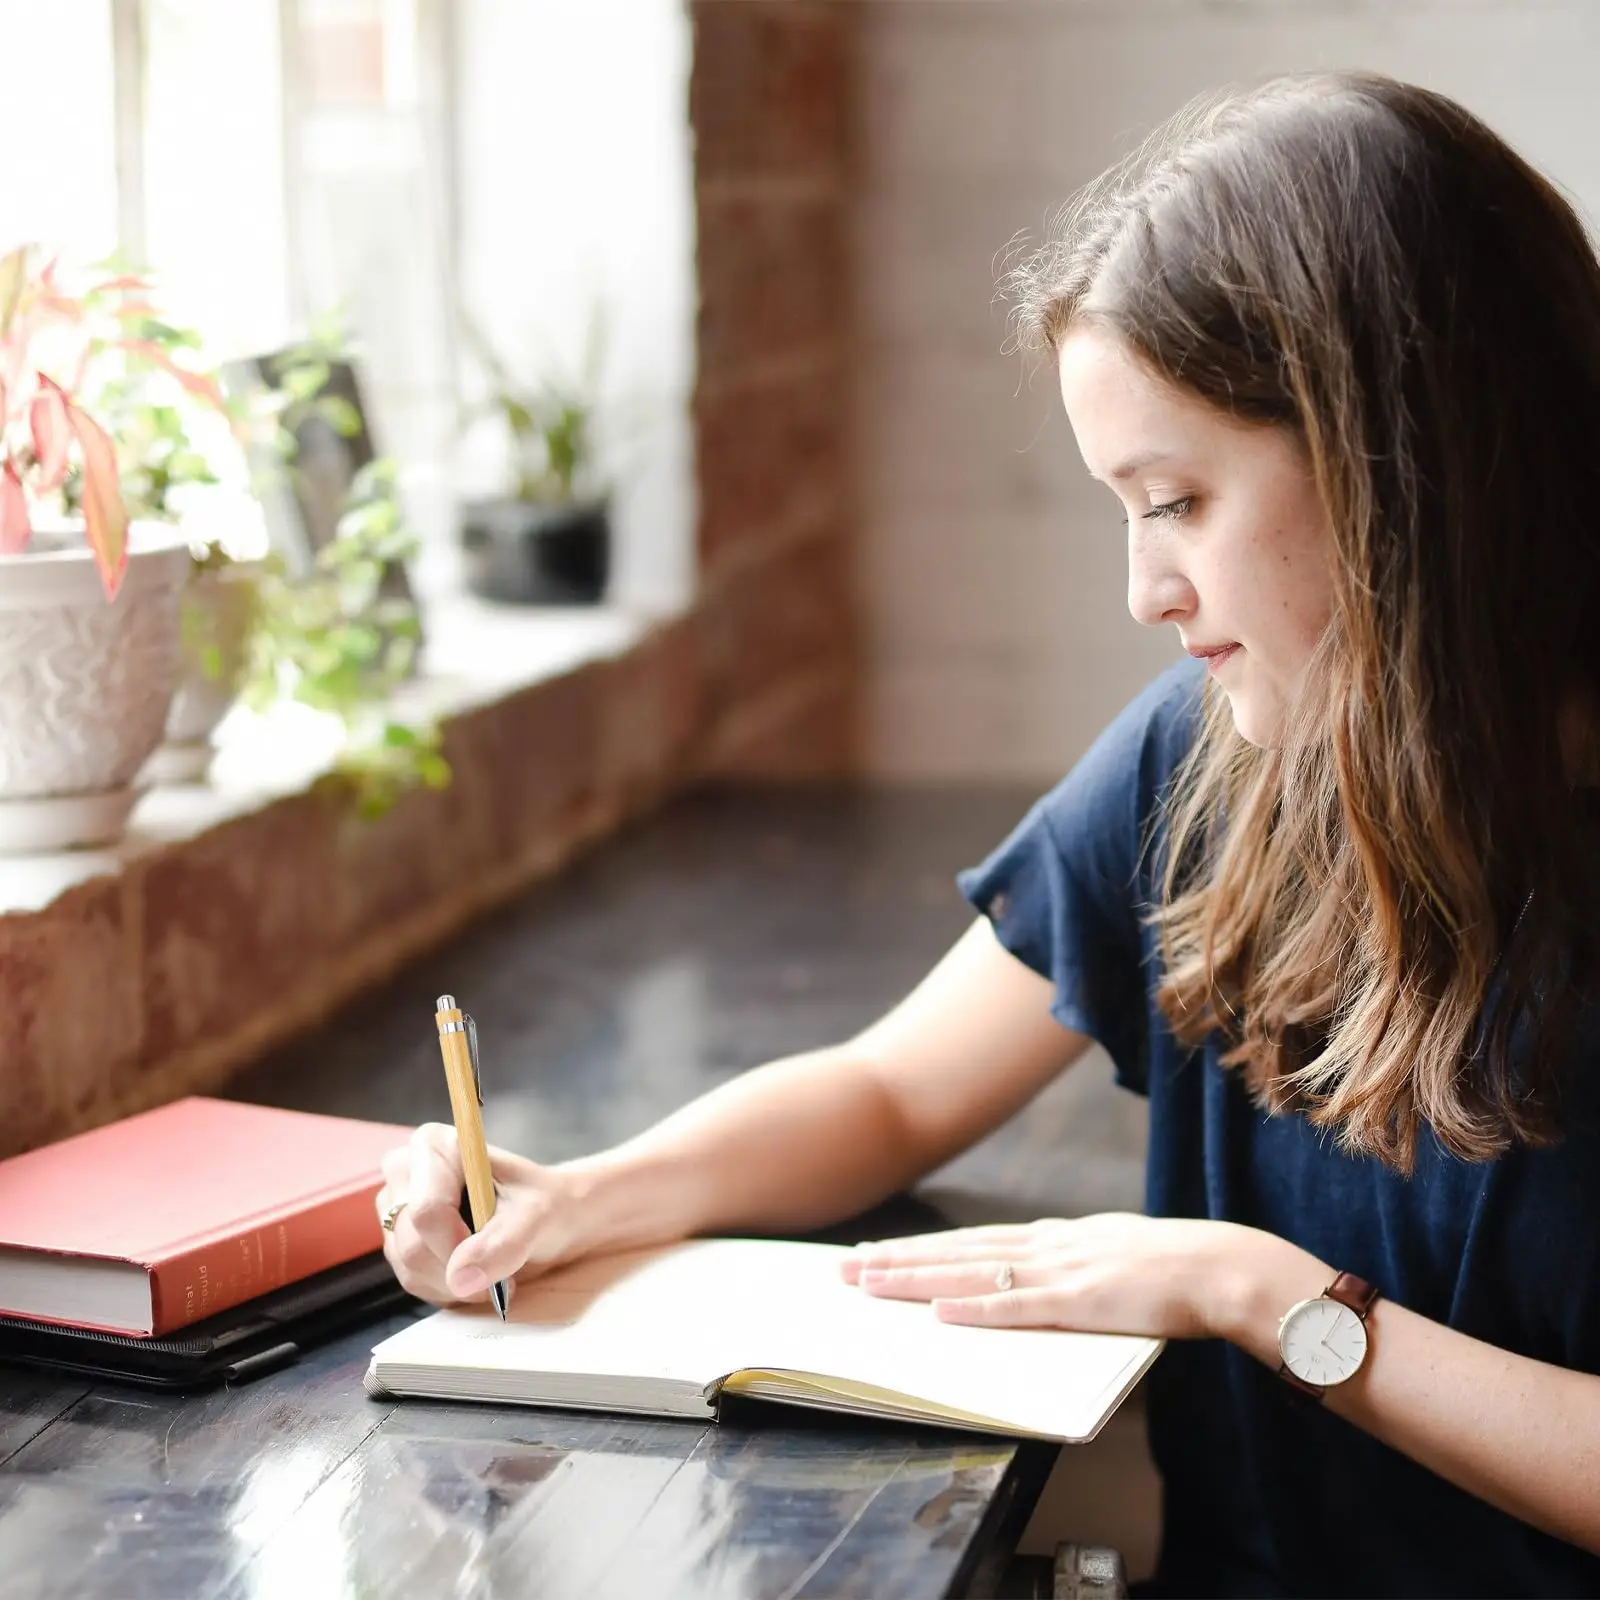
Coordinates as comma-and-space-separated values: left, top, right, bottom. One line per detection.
454, 1266, 488, 1297
859, 1268, 887, 1286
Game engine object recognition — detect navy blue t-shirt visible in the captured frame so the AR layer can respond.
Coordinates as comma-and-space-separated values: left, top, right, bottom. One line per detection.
957, 659, 1600, 1598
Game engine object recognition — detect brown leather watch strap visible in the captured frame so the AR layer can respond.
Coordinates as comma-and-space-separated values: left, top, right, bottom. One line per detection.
1324, 1271, 1380, 1319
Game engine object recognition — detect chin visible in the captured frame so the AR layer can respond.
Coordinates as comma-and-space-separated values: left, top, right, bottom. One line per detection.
1223, 688, 1284, 749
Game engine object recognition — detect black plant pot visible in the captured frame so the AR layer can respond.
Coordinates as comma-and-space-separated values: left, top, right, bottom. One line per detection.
460, 498, 611, 605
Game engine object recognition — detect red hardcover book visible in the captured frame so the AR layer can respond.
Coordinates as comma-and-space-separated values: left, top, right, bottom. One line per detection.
0, 1097, 410, 1337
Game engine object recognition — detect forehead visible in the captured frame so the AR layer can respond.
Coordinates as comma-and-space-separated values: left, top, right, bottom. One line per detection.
1056, 324, 1230, 478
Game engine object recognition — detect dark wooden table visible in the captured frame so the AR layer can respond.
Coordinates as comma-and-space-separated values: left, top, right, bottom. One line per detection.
0, 787, 1139, 1600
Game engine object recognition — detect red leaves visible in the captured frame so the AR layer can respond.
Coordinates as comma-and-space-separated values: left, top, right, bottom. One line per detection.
121, 338, 226, 409
0, 246, 146, 600
0, 465, 29, 554
29, 379, 71, 491
63, 403, 129, 600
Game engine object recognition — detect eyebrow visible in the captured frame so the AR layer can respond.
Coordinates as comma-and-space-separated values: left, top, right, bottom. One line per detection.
1099, 449, 1180, 483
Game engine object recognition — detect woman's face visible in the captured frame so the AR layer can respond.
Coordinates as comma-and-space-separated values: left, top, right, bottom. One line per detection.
1058, 324, 1335, 747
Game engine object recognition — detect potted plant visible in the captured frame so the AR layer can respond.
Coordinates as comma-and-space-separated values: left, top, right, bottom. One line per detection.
81, 307, 447, 816
228, 323, 447, 816
70, 304, 271, 784
0, 245, 210, 851
456, 312, 612, 606
239, 451, 448, 819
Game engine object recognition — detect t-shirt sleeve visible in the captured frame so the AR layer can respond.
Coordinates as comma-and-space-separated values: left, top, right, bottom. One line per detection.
956, 659, 1206, 1094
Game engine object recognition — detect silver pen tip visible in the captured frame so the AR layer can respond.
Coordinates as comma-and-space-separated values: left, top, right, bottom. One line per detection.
436, 993, 455, 1012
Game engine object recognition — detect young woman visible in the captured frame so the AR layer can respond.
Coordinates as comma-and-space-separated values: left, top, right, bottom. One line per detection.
378, 73, 1600, 1595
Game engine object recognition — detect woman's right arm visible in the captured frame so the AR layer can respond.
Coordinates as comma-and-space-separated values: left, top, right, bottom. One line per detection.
382, 918, 1093, 1306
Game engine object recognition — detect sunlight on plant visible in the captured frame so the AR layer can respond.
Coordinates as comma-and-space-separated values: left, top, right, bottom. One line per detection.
241, 451, 449, 818
0, 243, 230, 598
30, 260, 450, 819
65, 282, 268, 569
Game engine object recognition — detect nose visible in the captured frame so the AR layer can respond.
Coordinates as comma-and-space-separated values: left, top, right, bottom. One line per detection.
1126, 525, 1197, 629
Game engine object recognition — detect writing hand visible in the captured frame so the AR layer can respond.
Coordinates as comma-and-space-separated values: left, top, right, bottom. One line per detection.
377, 1122, 586, 1309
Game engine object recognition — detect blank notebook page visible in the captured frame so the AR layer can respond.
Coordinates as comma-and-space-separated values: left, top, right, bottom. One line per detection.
369, 1238, 1162, 1441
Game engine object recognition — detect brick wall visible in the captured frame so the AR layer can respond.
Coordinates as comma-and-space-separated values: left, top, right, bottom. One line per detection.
691, 0, 859, 778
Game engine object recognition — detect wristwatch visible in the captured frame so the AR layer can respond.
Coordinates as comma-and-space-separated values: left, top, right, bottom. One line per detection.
1276, 1270, 1379, 1400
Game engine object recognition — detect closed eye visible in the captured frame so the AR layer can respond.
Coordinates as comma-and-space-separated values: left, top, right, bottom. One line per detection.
1119, 495, 1195, 527
1143, 496, 1193, 521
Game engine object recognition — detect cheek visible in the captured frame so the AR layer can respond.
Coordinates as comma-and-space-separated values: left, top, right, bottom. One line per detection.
1284, 537, 1337, 648
1243, 511, 1334, 658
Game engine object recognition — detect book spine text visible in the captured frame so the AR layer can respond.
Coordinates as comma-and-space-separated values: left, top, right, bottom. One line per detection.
147, 1183, 384, 1335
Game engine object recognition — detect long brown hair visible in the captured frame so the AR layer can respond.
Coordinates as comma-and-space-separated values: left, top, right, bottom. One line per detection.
1008, 72, 1600, 1172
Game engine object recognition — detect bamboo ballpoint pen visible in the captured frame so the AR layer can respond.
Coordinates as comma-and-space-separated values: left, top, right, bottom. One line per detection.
434, 994, 510, 1319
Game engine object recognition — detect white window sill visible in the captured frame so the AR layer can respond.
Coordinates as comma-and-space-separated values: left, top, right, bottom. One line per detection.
0, 593, 661, 917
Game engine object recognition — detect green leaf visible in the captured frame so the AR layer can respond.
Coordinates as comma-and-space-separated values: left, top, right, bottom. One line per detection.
280, 361, 330, 405
500, 395, 537, 436
318, 394, 364, 437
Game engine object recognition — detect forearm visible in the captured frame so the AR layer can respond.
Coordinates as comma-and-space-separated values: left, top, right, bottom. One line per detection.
556, 1047, 928, 1253
553, 923, 1085, 1262
1215, 1232, 1600, 1554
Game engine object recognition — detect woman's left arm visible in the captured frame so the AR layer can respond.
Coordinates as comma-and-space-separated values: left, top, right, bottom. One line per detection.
1212, 1225, 1600, 1555
847, 1216, 1600, 1554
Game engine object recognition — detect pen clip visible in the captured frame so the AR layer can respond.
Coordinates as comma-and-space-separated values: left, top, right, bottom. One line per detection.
463, 1011, 483, 1104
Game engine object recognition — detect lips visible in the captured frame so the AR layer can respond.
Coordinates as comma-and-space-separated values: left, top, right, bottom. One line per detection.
1186, 642, 1241, 671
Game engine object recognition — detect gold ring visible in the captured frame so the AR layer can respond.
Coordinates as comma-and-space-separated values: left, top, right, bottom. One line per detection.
995, 1262, 1015, 1293
380, 1199, 407, 1233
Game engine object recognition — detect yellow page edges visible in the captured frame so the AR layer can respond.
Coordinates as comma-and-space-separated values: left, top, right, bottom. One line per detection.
713, 1368, 1058, 1440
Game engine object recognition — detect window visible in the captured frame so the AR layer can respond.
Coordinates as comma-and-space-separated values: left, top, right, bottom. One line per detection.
0, 0, 695, 612
0, 1, 120, 261
143, 0, 295, 355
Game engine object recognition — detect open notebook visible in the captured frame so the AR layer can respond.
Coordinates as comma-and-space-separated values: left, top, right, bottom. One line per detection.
366, 1238, 1163, 1443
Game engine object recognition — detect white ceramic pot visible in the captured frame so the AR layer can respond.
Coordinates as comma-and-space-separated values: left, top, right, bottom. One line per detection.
0, 522, 190, 851
146, 558, 264, 785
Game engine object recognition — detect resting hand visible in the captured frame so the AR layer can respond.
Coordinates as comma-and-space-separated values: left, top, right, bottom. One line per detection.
377, 1123, 584, 1308
843, 1213, 1288, 1341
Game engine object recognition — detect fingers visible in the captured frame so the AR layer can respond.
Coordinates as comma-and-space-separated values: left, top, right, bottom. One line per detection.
405, 1123, 474, 1267
378, 1124, 472, 1305
852, 1250, 1075, 1327
407, 1122, 466, 1209
854, 1257, 1071, 1327
933, 1288, 1060, 1326
842, 1238, 1037, 1284
486, 1141, 526, 1180
856, 1259, 1039, 1302
378, 1127, 570, 1309
445, 1187, 552, 1298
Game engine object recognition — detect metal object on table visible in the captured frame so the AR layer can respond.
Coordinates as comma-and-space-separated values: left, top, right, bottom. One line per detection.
1054, 1542, 1129, 1599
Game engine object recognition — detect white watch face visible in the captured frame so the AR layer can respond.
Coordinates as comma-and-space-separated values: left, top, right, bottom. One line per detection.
1279, 1296, 1368, 1387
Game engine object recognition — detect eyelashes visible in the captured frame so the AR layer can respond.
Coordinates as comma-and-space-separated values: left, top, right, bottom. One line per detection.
1145, 496, 1194, 520
1119, 495, 1195, 527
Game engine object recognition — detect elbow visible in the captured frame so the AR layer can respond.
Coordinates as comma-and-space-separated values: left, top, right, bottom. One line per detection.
851, 1051, 948, 1187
